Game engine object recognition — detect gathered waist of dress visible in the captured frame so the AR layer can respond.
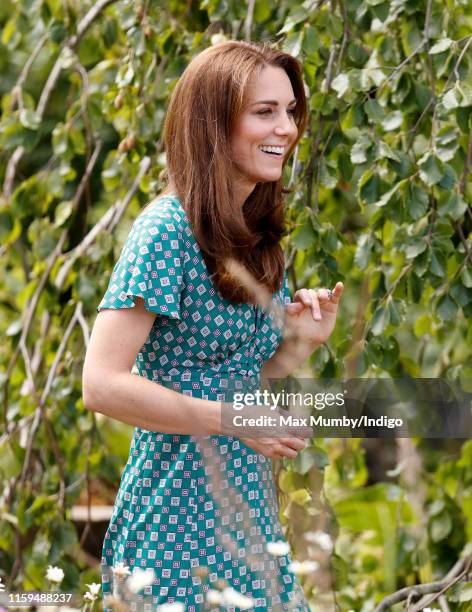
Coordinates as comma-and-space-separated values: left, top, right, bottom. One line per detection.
141, 360, 261, 378
137, 364, 261, 401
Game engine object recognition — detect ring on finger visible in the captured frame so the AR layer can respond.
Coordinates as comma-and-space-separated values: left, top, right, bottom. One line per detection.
317, 288, 333, 300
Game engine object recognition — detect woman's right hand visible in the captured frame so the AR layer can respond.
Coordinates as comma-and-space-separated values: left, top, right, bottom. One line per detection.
240, 435, 307, 459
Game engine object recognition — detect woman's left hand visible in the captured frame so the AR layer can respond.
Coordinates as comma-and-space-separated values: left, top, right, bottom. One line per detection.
284, 281, 344, 347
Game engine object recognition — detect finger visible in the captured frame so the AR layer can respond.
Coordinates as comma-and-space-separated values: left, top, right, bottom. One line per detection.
293, 288, 314, 310
288, 426, 314, 438
308, 289, 321, 320
317, 288, 331, 302
330, 281, 344, 305
276, 444, 298, 460
279, 437, 306, 451
285, 302, 304, 316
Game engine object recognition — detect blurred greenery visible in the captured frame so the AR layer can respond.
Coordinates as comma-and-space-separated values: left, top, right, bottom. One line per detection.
0, 0, 471, 609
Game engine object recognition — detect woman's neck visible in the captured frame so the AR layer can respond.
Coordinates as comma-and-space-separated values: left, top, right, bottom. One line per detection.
165, 180, 256, 207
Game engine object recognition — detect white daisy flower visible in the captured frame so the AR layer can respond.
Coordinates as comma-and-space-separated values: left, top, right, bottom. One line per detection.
85, 583, 101, 596
288, 560, 319, 575
111, 561, 131, 578
126, 568, 155, 593
221, 587, 254, 609
266, 540, 290, 556
156, 603, 186, 611
46, 566, 64, 584
206, 589, 223, 605
83, 592, 96, 602
304, 530, 333, 552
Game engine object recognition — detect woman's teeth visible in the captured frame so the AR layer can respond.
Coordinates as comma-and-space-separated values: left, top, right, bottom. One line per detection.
259, 145, 284, 156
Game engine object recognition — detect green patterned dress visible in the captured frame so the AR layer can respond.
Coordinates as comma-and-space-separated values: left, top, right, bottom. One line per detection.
97, 194, 309, 611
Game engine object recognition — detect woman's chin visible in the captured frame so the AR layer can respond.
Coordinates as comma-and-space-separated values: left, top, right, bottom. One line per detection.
256, 171, 283, 182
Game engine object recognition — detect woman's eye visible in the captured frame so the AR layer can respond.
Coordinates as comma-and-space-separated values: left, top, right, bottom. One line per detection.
258, 108, 296, 116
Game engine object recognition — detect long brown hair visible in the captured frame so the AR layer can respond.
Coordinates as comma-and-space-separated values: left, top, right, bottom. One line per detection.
160, 40, 307, 304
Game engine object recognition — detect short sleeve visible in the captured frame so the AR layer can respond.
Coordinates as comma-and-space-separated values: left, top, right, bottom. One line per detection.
97, 205, 184, 320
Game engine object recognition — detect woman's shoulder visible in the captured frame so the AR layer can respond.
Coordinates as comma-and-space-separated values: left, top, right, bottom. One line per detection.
131, 193, 189, 242
137, 193, 187, 225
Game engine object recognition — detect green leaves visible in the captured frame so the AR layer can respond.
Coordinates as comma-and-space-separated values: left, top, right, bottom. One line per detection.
430, 248, 447, 277
404, 184, 429, 220
357, 169, 405, 209
429, 38, 453, 54
364, 99, 386, 123
430, 511, 452, 542
289, 488, 312, 506
418, 153, 444, 186
331, 73, 350, 98
351, 135, 372, 164
354, 234, 374, 270
292, 221, 317, 250
358, 169, 380, 203
19, 109, 41, 130
438, 192, 468, 221
320, 159, 338, 188
293, 445, 329, 474
435, 294, 458, 321
54, 200, 73, 227
277, 7, 308, 35
1, 2, 471, 610
283, 30, 304, 57
370, 304, 389, 335
448, 582, 472, 603
381, 111, 403, 132
414, 314, 432, 337
48, 520, 78, 563
376, 141, 400, 163
373, 180, 405, 208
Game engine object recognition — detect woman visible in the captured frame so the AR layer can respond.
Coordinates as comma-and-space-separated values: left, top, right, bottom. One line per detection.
82, 40, 343, 611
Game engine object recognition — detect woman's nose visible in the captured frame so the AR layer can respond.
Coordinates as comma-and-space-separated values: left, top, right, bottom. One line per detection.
274, 113, 297, 137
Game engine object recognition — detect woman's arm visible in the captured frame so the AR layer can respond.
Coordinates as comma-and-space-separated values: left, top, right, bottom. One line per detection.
83, 298, 306, 458
260, 336, 320, 379
82, 297, 222, 435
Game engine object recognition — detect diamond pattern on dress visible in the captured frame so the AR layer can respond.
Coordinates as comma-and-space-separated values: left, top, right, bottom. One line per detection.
97, 196, 308, 610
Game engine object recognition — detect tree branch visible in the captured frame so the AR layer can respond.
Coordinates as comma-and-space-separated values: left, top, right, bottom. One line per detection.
244, 0, 255, 42
11, 32, 49, 112
374, 555, 472, 611
54, 155, 151, 289
459, 129, 472, 196
423, 0, 436, 109
2, 0, 118, 197
409, 555, 472, 611
335, 0, 350, 72
72, 138, 102, 208
19, 303, 84, 505
407, 35, 472, 149
2, 231, 68, 432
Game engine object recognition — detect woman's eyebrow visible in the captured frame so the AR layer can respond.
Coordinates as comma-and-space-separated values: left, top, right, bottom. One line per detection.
251, 99, 297, 106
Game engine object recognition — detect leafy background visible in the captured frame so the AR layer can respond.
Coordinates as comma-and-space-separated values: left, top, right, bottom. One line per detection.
0, 0, 471, 609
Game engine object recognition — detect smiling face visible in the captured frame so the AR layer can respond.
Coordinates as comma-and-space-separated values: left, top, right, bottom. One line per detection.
230, 65, 299, 205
